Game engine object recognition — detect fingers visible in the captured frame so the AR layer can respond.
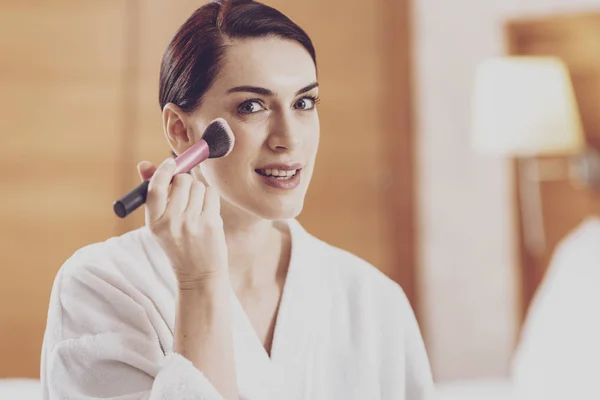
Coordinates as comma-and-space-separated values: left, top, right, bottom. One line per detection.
144, 157, 221, 229
164, 173, 194, 217
137, 161, 157, 182
202, 185, 221, 217
146, 158, 176, 223
185, 181, 206, 216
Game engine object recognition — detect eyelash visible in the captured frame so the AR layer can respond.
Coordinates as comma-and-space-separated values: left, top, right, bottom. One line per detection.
302, 95, 321, 107
237, 95, 321, 114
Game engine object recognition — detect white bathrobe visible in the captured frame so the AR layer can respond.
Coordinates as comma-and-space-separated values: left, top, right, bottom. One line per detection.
511, 217, 600, 400
41, 219, 433, 399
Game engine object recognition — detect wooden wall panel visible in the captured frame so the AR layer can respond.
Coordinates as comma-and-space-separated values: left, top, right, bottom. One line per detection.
0, 2, 128, 377
0, 0, 417, 377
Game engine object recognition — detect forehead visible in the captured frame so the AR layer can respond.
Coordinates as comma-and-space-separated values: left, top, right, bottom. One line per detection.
213, 37, 317, 93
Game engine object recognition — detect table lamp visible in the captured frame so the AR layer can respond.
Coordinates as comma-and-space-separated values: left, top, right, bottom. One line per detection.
470, 56, 585, 256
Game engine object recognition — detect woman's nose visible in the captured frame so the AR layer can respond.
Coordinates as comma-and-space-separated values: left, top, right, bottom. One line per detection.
267, 114, 302, 152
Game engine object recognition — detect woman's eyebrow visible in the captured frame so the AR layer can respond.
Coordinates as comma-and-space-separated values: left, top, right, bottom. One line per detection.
227, 86, 274, 96
226, 82, 319, 96
295, 82, 318, 95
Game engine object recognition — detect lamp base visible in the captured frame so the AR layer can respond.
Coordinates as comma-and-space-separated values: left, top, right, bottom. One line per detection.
570, 146, 600, 190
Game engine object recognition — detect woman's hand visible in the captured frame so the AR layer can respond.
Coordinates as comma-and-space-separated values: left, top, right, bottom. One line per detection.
138, 159, 239, 399
137, 158, 229, 288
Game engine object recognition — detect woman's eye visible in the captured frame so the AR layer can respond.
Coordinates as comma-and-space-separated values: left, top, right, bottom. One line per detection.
238, 100, 264, 114
294, 97, 318, 110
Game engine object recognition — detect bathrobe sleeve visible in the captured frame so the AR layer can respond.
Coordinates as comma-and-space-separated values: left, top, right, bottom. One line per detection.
511, 219, 600, 400
380, 283, 434, 400
402, 295, 434, 400
41, 262, 226, 400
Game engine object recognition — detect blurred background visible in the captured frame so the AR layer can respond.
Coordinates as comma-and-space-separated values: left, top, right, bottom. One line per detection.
2, 0, 600, 398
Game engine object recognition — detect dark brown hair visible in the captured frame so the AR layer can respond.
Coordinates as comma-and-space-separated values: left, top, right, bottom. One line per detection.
158, 0, 317, 113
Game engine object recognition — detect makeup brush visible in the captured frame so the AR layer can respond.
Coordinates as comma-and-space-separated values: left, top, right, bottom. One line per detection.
113, 118, 235, 218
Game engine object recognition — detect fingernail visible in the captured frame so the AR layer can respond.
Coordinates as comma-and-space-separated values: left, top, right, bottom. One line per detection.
163, 158, 176, 166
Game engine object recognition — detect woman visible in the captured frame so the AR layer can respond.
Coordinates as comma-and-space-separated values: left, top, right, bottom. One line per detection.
41, 0, 433, 399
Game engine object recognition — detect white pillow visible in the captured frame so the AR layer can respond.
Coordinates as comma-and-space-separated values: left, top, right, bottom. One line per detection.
0, 378, 41, 400
511, 217, 600, 400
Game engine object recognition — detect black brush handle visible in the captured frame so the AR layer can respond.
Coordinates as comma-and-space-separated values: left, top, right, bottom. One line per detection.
113, 180, 150, 218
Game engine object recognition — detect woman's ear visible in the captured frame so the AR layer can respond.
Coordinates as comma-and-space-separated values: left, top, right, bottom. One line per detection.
162, 103, 193, 156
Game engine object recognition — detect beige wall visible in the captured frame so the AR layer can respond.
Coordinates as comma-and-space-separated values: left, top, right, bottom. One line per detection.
413, 0, 600, 382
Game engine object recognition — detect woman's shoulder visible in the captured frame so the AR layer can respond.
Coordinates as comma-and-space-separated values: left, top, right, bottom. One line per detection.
67, 225, 148, 257
297, 224, 420, 353
52, 226, 175, 315
294, 221, 408, 306
59, 226, 166, 278
46, 227, 175, 340
320, 239, 394, 286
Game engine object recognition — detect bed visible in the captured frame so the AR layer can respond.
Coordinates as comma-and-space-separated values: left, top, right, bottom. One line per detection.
0, 379, 41, 400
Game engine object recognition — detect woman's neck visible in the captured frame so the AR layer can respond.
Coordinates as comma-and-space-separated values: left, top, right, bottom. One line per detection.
220, 199, 290, 291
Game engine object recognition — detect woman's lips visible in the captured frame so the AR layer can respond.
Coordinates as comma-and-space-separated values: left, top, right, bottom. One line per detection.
255, 167, 302, 189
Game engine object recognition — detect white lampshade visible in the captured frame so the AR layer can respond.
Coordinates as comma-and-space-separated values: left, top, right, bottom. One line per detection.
471, 56, 585, 156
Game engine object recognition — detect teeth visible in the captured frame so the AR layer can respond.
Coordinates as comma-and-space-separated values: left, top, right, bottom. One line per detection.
259, 168, 298, 179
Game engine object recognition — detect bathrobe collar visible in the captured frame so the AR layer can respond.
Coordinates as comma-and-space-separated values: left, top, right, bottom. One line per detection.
230, 218, 328, 399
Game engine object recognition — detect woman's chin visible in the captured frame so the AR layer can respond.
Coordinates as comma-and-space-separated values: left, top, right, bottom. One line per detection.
254, 201, 304, 221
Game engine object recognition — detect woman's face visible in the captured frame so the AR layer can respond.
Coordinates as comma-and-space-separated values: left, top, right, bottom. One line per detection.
174, 37, 320, 221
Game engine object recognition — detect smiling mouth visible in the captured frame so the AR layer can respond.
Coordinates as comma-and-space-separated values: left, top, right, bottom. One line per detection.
255, 168, 300, 180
